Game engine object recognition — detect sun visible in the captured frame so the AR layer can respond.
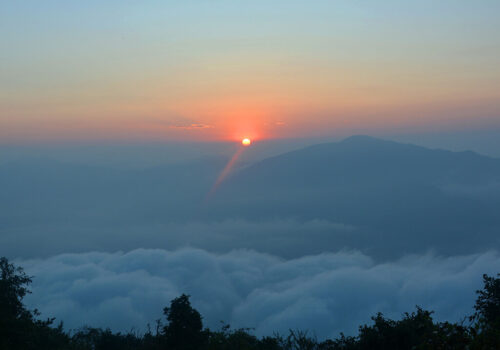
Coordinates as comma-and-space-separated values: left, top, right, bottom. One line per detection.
241, 138, 251, 146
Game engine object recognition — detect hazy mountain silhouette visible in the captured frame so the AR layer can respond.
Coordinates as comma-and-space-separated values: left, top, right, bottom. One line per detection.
2, 136, 500, 259
220, 135, 500, 191
211, 135, 500, 258
0, 156, 227, 227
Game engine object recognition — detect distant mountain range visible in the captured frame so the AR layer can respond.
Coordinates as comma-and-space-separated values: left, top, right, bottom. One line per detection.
1, 136, 499, 259
210, 135, 500, 257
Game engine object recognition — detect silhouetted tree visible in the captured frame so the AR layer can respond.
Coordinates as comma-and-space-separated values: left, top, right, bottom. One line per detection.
70, 326, 142, 350
275, 330, 319, 350
470, 273, 500, 349
331, 307, 471, 350
163, 294, 208, 350
0, 257, 70, 350
0, 257, 32, 322
208, 323, 281, 350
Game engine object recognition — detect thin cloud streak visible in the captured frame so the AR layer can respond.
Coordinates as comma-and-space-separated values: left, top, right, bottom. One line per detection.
168, 123, 214, 130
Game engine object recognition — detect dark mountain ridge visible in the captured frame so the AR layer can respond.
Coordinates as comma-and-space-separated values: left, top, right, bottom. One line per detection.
221, 135, 500, 189
208, 136, 500, 258
2, 136, 499, 259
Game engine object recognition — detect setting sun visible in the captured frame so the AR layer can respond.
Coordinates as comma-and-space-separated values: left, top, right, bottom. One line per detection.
242, 138, 251, 146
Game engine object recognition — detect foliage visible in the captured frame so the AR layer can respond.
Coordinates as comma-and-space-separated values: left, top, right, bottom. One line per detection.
469, 273, 500, 349
162, 294, 209, 350
0, 257, 70, 350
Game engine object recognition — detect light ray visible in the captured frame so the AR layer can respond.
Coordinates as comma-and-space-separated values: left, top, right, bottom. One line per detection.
206, 146, 246, 200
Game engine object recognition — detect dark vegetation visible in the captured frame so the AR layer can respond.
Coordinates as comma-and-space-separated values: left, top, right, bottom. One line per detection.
1, 256, 499, 349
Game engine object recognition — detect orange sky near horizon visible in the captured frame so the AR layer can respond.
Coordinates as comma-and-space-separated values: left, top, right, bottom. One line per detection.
1, 1, 500, 144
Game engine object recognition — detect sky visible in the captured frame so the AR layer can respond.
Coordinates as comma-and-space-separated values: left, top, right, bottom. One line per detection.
2, 0, 500, 143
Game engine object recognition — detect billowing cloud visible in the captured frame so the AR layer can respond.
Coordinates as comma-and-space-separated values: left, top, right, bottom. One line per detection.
20, 249, 500, 339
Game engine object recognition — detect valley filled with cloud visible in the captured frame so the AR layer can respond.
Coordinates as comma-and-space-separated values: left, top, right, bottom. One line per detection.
21, 247, 500, 339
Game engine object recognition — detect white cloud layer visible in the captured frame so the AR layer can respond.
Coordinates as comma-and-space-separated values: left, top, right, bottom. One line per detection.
20, 249, 500, 339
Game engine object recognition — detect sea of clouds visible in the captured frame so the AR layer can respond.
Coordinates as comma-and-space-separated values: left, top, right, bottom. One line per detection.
20, 248, 500, 340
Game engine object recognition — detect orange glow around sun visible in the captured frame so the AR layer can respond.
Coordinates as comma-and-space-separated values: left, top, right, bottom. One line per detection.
242, 138, 251, 146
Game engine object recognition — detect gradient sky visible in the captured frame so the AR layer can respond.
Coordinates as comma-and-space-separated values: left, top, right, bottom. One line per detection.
1, 0, 499, 143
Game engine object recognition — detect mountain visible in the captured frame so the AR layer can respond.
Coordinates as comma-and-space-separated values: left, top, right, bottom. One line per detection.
219, 135, 500, 190
210, 136, 500, 258
0, 156, 227, 226
2, 136, 499, 259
